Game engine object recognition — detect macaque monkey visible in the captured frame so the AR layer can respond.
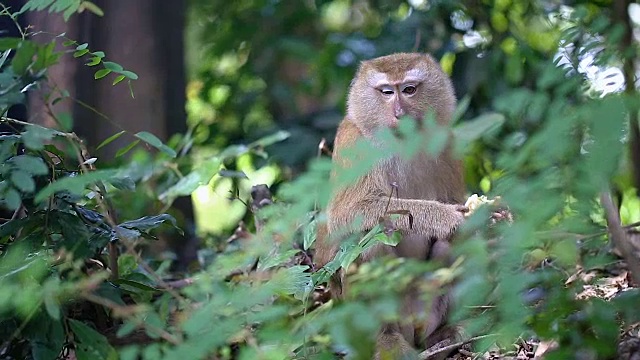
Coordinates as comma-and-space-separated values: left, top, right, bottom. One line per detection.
315, 53, 468, 359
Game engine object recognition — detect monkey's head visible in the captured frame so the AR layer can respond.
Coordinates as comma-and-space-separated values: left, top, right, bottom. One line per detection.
346, 53, 456, 135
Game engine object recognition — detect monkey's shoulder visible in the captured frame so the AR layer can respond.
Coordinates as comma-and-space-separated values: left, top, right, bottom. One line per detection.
334, 118, 362, 144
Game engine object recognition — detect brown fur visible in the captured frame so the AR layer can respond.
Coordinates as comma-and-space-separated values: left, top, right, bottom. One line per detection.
315, 53, 466, 359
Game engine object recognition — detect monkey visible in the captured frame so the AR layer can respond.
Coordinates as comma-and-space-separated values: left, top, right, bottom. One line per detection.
314, 53, 468, 359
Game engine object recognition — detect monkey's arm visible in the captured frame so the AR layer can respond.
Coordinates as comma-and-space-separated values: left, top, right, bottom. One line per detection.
327, 184, 465, 242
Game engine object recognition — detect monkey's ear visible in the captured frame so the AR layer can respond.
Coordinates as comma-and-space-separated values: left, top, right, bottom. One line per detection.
348, 77, 357, 89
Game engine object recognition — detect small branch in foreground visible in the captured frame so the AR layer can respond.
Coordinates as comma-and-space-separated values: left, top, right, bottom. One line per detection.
418, 334, 498, 360
600, 191, 640, 285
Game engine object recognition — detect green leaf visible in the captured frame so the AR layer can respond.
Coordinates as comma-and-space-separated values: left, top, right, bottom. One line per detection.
57, 112, 73, 131
119, 214, 183, 235
44, 144, 66, 159
112, 74, 126, 85
3, 188, 21, 210
54, 210, 92, 257
134, 131, 177, 158
159, 159, 221, 201
112, 279, 159, 293
12, 40, 37, 75
43, 279, 61, 320
0, 37, 21, 50
32, 41, 57, 72
267, 265, 312, 299
68, 319, 118, 360
62, 40, 76, 46
248, 130, 290, 148
26, 310, 65, 360
372, 231, 401, 246
9, 155, 49, 175
452, 95, 471, 124
97, 130, 126, 150
73, 49, 90, 58
453, 113, 505, 143
108, 176, 136, 191
218, 169, 247, 179
22, 126, 58, 150
120, 70, 138, 80
0, 217, 30, 240
102, 61, 123, 72
115, 140, 140, 158
116, 254, 138, 277
94, 68, 111, 79
81, 1, 104, 16
86, 56, 101, 66
303, 218, 317, 250
76, 43, 89, 50
35, 169, 119, 203
91, 51, 105, 58
10, 170, 36, 193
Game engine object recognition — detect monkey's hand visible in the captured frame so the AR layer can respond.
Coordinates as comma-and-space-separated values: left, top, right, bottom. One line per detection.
423, 203, 468, 240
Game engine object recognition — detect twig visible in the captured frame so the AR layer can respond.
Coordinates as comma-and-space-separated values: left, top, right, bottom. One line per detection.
418, 334, 498, 360
600, 191, 640, 285
161, 277, 196, 289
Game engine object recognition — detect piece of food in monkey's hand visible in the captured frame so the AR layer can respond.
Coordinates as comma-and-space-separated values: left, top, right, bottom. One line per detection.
464, 194, 513, 223
463, 194, 499, 216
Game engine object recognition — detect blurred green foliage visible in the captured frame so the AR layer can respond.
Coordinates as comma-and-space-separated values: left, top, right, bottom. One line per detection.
2, 0, 640, 360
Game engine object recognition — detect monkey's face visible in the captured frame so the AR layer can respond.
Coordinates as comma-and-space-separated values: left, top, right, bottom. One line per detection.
346, 53, 456, 136
373, 74, 423, 128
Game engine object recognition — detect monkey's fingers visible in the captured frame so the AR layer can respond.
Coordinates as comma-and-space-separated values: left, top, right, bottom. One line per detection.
455, 205, 470, 213
490, 209, 513, 224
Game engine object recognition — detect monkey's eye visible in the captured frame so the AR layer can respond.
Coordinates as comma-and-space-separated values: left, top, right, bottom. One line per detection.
402, 85, 417, 95
379, 87, 394, 95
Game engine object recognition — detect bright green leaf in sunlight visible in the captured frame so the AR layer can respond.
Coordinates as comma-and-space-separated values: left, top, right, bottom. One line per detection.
68, 319, 118, 360
112, 74, 126, 85
134, 131, 177, 158
86, 56, 101, 66
35, 169, 119, 203
159, 159, 221, 201
94, 68, 111, 79
74, 49, 90, 58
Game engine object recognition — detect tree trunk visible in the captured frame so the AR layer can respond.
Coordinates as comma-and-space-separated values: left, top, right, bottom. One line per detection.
26, 0, 197, 269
